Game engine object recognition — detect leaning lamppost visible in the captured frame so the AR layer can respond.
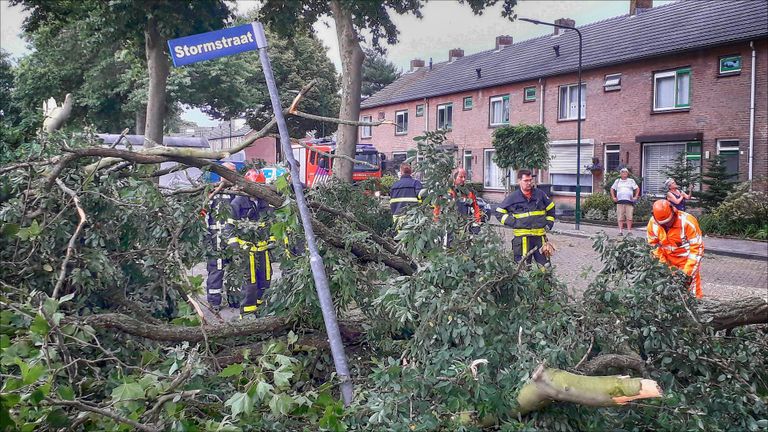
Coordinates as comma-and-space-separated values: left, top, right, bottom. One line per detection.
519, 17, 583, 229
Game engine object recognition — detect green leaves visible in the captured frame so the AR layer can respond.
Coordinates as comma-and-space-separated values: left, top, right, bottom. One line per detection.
492, 123, 550, 170
224, 392, 252, 418
218, 363, 245, 378
16, 220, 42, 241
110, 382, 144, 403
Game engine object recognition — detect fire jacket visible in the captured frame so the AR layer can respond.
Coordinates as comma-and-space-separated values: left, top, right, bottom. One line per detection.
205, 192, 236, 253
390, 175, 423, 216
432, 187, 483, 224
494, 188, 555, 236
227, 195, 275, 252
646, 211, 704, 277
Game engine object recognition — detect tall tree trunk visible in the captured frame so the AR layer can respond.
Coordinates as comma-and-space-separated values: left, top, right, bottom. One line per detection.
135, 107, 146, 135
330, 0, 364, 183
144, 17, 169, 148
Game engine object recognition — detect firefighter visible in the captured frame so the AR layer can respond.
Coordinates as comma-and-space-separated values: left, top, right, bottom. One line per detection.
204, 162, 238, 310
228, 169, 276, 317
495, 169, 556, 265
647, 199, 704, 298
389, 163, 424, 228
432, 168, 484, 244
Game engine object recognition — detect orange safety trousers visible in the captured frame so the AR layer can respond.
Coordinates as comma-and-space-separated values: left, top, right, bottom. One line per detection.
647, 211, 705, 298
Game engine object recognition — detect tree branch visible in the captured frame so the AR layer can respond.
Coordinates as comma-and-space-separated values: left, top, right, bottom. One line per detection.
46, 398, 160, 432
579, 353, 646, 375
698, 295, 768, 330
52, 178, 87, 299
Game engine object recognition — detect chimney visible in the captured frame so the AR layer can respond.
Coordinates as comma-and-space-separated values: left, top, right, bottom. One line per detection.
448, 48, 464, 62
553, 18, 575, 35
495, 35, 513, 51
410, 58, 425, 72
630, 0, 653, 16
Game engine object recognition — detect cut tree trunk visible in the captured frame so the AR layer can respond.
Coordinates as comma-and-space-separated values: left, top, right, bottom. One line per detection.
329, 0, 364, 183
698, 296, 768, 331
144, 17, 169, 148
516, 364, 662, 415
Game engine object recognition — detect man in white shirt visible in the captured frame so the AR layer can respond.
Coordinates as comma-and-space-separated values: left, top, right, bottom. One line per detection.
610, 168, 640, 235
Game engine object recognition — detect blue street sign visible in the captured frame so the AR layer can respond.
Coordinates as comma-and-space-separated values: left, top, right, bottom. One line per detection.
168, 22, 268, 67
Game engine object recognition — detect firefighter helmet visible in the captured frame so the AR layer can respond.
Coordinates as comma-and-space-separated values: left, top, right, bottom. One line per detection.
652, 199, 676, 225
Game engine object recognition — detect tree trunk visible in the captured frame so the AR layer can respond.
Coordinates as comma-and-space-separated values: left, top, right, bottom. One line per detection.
144, 17, 169, 148
698, 296, 768, 330
516, 365, 662, 415
330, 0, 364, 183
135, 107, 146, 135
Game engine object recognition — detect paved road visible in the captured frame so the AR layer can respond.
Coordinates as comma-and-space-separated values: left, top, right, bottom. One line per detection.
501, 230, 768, 300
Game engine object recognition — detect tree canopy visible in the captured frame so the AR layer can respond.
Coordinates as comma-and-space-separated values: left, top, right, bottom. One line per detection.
361, 48, 401, 98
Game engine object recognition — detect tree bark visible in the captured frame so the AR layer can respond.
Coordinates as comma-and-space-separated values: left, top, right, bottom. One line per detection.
698, 295, 768, 331
516, 365, 662, 415
329, 0, 364, 183
135, 107, 146, 135
580, 354, 646, 375
144, 17, 169, 148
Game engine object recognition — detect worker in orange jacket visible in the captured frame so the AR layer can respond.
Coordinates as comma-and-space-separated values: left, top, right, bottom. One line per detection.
646, 200, 705, 298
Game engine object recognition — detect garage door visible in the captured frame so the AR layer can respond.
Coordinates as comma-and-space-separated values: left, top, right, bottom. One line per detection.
642, 142, 685, 195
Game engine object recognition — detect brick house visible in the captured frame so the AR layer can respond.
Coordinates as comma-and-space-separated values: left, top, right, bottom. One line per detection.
359, 0, 768, 204
207, 123, 280, 165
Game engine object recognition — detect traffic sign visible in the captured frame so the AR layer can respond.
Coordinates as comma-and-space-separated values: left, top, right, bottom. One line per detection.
167, 22, 268, 67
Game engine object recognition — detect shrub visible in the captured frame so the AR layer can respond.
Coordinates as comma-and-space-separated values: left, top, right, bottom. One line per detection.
379, 175, 397, 195
582, 193, 614, 219
602, 170, 643, 194
699, 155, 737, 212
585, 208, 606, 221
606, 208, 617, 221
697, 183, 768, 238
633, 194, 655, 222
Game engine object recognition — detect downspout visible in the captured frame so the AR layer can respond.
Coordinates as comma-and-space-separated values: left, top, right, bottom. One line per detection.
538, 78, 546, 184
748, 41, 756, 184
424, 97, 429, 131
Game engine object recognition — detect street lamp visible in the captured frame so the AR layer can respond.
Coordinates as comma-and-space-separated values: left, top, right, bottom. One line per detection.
519, 17, 583, 229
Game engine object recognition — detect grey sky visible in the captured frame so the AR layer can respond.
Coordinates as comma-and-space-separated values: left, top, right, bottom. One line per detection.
1, 0, 674, 126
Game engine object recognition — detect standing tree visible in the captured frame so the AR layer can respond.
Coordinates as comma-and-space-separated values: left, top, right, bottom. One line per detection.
698, 155, 737, 212
491, 123, 550, 188
259, 0, 521, 183
662, 151, 701, 196
361, 48, 400, 98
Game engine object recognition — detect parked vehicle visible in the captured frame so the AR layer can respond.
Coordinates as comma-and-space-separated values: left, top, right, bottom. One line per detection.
291, 139, 383, 187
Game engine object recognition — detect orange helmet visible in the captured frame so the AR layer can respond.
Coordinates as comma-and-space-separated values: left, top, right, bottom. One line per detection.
244, 169, 261, 183
652, 200, 676, 225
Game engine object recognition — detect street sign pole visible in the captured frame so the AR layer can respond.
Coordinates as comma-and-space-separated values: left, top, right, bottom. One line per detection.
169, 22, 354, 406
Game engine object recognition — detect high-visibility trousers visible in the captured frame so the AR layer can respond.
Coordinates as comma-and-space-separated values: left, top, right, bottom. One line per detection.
512, 235, 549, 266
240, 249, 272, 315
658, 253, 703, 298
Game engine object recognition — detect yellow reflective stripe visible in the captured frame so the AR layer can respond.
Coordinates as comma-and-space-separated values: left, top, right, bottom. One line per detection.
265, 251, 271, 281
243, 305, 257, 312
546, 216, 555, 222
500, 214, 509, 225
546, 202, 555, 211
513, 228, 546, 236
496, 208, 508, 214
522, 237, 528, 256
513, 210, 546, 219
228, 237, 245, 245
250, 252, 256, 283
390, 197, 420, 203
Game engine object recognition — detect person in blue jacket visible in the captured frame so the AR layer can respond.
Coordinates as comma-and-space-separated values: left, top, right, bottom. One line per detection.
389, 163, 424, 228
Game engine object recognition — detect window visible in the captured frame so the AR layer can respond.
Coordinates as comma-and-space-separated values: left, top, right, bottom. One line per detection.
524, 87, 536, 102
463, 150, 473, 181
642, 142, 696, 194
654, 68, 690, 111
415, 104, 424, 117
483, 149, 511, 189
686, 141, 702, 188
717, 139, 740, 181
463, 97, 473, 110
605, 144, 621, 172
558, 84, 586, 120
392, 152, 408, 164
604, 73, 621, 91
360, 115, 372, 138
489, 95, 510, 126
719, 55, 742, 75
395, 110, 408, 135
437, 103, 453, 130
549, 140, 594, 193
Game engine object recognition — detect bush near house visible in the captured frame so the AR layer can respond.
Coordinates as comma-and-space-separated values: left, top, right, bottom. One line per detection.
378, 175, 397, 195
698, 183, 768, 240
581, 193, 614, 219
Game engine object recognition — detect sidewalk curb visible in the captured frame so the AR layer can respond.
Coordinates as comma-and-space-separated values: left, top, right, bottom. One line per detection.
551, 229, 768, 262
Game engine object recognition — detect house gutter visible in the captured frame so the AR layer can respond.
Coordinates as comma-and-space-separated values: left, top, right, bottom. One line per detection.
538, 78, 545, 124
748, 40, 756, 184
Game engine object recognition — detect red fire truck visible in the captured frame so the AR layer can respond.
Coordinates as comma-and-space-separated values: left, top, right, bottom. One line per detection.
291, 139, 383, 187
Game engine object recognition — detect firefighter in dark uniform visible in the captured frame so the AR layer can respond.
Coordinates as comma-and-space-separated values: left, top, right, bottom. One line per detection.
227, 169, 276, 317
204, 162, 238, 309
389, 163, 424, 228
495, 169, 556, 265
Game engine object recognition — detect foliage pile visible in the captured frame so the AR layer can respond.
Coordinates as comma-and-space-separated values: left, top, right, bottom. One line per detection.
1, 131, 767, 431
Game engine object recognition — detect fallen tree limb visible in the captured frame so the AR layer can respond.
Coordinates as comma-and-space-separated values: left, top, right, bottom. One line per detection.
516, 364, 662, 415
80, 313, 290, 342
46, 398, 160, 432
579, 353, 646, 375
698, 295, 768, 331
52, 178, 87, 299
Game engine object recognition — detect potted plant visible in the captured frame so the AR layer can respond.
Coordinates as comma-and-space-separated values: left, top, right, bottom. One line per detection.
586, 157, 603, 175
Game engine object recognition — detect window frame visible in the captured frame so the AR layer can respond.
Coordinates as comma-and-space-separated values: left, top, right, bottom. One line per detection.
395, 110, 408, 135
557, 83, 586, 121
489, 94, 510, 127
604, 143, 621, 172
524, 87, 536, 102
463, 150, 473, 181
360, 115, 372, 139
603, 73, 622, 92
653, 68, 691, 111
483, 148, 512, 190
718, 55, 742, 75
463, 96, 473, 111
436, 103, 453, 131
716, 139, 740, 181
415, 104, 424, 117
